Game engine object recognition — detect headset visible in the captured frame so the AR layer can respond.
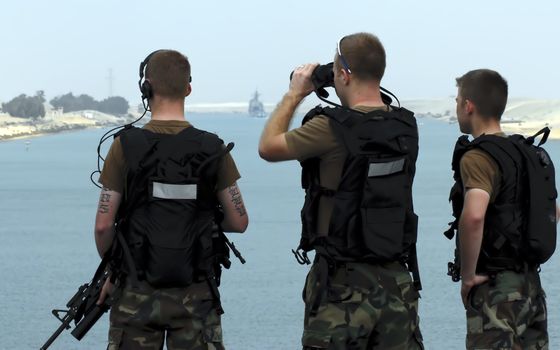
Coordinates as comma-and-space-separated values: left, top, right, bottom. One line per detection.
138, 49, 163, 111
139, 50, 193, 111
90, 50, 166, 188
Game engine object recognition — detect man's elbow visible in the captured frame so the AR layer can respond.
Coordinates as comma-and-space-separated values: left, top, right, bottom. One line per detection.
239, 215, 249, 232
259, 144, 292, 163
95, 222, 114, 238
233, 215, 249, 233
259, 144, 276, 162
224, 215, 249, 233
460, 212, 485, 229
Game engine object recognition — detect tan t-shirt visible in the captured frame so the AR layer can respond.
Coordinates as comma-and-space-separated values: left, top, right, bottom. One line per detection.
284, 106, 388, 235
98, 120, 240, 194
459, 133, 505, 203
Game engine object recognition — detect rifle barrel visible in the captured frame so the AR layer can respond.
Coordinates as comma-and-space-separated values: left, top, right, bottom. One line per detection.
40, 320, 72, 350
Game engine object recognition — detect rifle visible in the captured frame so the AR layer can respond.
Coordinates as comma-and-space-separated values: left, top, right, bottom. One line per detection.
213, 206, 246, 266
221, 230, 246, 265
40, 256, 115, 349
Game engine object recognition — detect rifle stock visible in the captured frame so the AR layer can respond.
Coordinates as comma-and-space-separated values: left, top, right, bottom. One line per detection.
221, 232, 246, 264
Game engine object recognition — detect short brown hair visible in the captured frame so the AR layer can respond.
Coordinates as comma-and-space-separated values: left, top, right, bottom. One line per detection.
336, 32, 386, 81
145, 50, 191, 99
456, 69, 508, 120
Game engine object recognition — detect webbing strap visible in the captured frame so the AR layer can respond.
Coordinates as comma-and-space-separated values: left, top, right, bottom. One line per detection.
115, 229, 139, 288
206, 277, 224, 315
528, 127, 550, 147
120, 127, 153, 173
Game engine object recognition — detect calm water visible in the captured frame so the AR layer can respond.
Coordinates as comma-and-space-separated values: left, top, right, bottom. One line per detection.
1, 114, 559, 350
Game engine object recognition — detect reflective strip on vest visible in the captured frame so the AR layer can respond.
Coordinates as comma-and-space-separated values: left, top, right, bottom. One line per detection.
368, 158, 405, 177
152, 182, 197, 200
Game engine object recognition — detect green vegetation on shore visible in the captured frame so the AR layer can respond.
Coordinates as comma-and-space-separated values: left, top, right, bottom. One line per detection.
1, 91, 129, 118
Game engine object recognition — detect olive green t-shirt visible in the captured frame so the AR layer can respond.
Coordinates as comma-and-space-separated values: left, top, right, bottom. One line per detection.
98, 120, 240, 194
459, 133, 505, 203
284, 105, 389, 235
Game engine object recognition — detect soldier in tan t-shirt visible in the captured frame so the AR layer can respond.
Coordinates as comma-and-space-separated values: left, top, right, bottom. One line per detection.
451, 69, 553, 349
259, 32, 423, 350
94, 50, 248, 350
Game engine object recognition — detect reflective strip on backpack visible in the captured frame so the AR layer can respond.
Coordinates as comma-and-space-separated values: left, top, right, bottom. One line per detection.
152, 182, 197, 200
368, 158, 405, 177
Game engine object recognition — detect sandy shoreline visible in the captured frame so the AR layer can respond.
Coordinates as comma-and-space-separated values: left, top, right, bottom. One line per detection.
0, 110, 136, 142
1, 98, 559, 140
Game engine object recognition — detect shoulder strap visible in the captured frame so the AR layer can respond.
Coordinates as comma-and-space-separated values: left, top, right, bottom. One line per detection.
302, 105, 326, 125
172, 126, 230, 178
451, 135, 472, 173
473, 135, 522, 171
321, 106, 361, 128
119, 127, 155, 173
323, 106, 418, 157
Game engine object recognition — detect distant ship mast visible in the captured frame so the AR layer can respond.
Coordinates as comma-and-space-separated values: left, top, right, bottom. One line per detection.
248, 90, 266, 118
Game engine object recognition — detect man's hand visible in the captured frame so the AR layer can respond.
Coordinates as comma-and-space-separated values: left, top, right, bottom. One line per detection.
461, 274, 489, 309
288, 63, 319, 100
96, 278, 114, 305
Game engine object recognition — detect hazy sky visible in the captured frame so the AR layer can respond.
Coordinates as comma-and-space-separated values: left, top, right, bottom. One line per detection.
1, 0, 559, 106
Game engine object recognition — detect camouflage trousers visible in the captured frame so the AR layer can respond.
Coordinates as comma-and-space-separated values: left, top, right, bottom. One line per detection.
302, 260, 424, 350
107, 280, 224, 350
466, 269, 548, 350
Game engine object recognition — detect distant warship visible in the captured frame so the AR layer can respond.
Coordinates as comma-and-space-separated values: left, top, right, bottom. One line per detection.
248, 90, 266, 118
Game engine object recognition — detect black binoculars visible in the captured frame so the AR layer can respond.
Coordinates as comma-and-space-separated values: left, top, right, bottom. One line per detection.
290, 62, 394, 105
289, 63, 334, 98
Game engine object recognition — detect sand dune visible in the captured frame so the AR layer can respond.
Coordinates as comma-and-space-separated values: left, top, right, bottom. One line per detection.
404, 98, 560, 138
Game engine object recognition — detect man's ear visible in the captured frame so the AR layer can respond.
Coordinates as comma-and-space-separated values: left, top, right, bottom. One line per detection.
185, 83, 192, 97
340, 68, 351, 85
465, 99, 475, 115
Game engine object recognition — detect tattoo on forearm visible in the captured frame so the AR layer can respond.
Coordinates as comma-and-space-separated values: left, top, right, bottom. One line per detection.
228, 186, 246, 217
98, 187, 111, 214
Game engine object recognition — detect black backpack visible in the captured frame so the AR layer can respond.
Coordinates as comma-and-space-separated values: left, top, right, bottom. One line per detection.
509, 127, 557, 264
117, 126, 230, 288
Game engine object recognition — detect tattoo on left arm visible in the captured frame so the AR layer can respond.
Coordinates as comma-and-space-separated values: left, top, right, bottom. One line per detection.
98, 187, 112, 214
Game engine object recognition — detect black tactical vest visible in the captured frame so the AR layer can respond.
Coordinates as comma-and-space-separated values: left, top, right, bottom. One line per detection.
447, 134, 526, 273
296, 106, 420, 281
117, 126, 226, 288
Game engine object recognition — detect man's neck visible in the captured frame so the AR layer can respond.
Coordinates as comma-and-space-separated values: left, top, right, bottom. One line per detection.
149, 98, 186, 121
471, 116, 503, 138
346, 82, 386, 109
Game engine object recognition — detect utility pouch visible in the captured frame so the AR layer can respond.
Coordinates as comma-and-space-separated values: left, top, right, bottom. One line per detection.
360, 156, 408, 260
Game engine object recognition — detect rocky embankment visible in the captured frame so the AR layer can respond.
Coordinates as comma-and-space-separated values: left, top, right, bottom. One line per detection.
0, 110, 136, 141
